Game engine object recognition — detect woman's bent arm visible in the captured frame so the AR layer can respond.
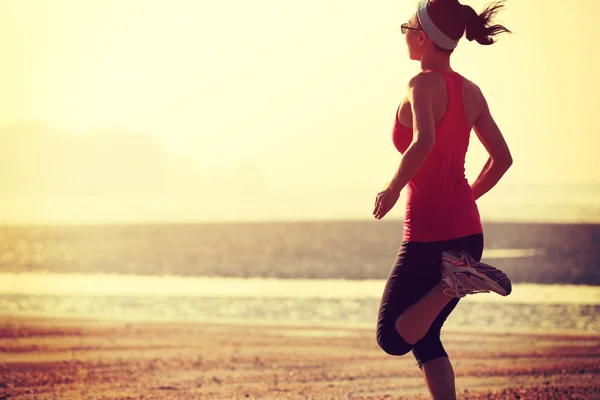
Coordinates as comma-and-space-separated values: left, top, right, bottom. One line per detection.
470, 90, 513, 201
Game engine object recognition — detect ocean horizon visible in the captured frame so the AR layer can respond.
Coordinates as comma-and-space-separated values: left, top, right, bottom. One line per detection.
2, 183, 600, 226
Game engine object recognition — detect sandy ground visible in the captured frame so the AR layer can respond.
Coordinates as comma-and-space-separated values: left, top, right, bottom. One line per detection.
0, 316, 599, 400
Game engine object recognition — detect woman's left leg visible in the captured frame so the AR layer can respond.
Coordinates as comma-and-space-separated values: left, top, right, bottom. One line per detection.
412, 298, 460, 400
421, 357, 457, 400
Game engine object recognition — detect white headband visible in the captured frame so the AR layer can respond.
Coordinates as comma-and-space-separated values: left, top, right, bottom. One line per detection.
416, 0, 460, 50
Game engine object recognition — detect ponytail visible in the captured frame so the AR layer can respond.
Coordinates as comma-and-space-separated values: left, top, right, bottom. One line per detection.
463, 1, 511, 45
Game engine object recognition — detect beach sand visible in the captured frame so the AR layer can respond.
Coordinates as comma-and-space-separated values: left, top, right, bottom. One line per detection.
0, 316, 599, 400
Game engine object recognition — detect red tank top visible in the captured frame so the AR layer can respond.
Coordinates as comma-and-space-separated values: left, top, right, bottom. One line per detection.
392, 69, 482, 242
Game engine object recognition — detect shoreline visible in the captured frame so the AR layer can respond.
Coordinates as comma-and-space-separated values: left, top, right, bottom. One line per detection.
1, 273, 598, 303
1, 312, 599, 338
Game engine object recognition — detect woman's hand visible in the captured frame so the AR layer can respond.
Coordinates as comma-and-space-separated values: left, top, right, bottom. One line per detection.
373, 184, 401, 220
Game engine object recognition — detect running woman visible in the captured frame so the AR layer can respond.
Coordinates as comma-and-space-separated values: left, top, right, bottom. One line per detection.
373, 0, 513, 398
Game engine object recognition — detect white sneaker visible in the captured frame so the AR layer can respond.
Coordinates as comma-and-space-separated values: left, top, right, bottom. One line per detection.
441, 250, 512, 297
441, 265, 489, 298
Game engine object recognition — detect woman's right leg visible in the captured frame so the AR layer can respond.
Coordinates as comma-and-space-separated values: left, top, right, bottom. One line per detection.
377, 240, 451, 355
394, 281, 455, 344
376, 233, 490, 354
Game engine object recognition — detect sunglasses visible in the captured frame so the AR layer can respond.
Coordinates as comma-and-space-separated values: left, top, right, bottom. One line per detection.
401, 23, 422, 34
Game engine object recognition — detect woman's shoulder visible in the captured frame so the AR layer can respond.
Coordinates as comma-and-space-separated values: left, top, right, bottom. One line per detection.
460, 75, 488, 115
460, 74, 484, 97
408, 70, 445, 88
406, 70, 446, 98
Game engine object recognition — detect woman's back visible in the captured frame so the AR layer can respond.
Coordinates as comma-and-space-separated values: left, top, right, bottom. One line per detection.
396, 70, 484, 130
392, 69, 484, 241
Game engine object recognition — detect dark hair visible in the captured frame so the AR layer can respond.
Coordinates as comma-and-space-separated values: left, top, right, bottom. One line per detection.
423, 0, 511, 53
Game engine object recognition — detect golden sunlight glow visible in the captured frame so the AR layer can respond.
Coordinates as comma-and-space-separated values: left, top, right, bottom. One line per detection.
1, 0, 598, 224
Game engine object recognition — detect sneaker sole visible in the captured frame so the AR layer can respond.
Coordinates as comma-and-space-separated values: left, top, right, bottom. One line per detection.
477, 262, 512, 296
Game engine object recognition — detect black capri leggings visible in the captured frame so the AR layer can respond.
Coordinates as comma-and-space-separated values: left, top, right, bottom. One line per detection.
376, 233, 484, 367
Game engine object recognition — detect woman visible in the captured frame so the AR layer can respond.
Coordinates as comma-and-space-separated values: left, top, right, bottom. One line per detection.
373, 0, 513, 398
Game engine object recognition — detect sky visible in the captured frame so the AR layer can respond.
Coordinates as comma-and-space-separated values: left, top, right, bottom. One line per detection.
1, 0, 599, 224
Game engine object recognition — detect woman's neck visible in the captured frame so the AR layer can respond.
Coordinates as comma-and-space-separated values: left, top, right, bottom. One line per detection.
420, 52, 452, 72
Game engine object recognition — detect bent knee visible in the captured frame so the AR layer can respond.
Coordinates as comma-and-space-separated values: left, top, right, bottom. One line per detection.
376, 328, 412, 356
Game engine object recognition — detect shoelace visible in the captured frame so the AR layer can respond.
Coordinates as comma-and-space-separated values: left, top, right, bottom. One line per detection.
441, 271, 467, 298
443, 286, 467, 298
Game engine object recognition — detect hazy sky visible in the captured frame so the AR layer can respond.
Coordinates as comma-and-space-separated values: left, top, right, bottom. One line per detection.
1, 0, 599, 224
